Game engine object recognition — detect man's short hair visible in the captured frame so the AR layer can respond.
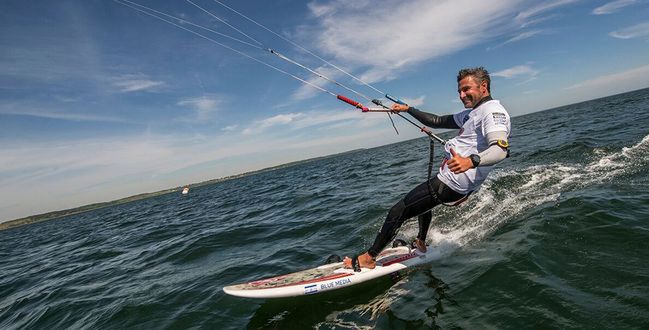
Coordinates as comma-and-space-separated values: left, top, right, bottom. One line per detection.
457, 67, 491, 93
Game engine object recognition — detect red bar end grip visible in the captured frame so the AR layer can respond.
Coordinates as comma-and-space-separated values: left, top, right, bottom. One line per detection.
337, 94, 360, 107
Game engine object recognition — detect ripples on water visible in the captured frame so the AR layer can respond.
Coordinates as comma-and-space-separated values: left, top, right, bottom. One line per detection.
1, 89, 649, 328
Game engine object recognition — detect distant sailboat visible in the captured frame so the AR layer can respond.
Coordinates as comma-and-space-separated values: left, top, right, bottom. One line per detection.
182, 186, 189, 195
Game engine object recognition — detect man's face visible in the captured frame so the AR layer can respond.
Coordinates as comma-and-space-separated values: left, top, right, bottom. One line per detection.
457, 76, 488, 109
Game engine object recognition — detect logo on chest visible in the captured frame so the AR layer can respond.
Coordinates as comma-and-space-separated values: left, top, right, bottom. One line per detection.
457, 113, 471, 136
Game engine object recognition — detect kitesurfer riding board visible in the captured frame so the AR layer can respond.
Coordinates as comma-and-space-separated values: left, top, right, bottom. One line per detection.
224, 67, 511, 299
343, 67, 511, 271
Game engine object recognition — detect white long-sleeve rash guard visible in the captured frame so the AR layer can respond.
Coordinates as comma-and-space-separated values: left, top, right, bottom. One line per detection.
478, 131, 508, 166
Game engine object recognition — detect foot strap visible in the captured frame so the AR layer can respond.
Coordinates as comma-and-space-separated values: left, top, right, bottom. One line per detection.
351, 256, 361, 272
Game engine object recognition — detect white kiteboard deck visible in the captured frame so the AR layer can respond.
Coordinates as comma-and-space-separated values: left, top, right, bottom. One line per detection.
223, 244, 436, 298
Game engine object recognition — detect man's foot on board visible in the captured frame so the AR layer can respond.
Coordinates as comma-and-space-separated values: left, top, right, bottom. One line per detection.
413, 238, 427, 253
343, 253, 376, 271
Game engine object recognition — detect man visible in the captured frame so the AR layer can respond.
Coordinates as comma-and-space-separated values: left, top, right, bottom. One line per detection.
344, 67, 511, 271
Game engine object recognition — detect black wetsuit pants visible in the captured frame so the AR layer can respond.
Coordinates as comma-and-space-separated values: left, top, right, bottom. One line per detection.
367, 176, 467, 257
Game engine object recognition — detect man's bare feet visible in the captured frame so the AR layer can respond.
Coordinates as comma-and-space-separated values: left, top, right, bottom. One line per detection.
343, 252, 376, 270
414, 238, 427, 253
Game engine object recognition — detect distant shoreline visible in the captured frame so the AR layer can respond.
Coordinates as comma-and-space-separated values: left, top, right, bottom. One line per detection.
0, 148, 367, 232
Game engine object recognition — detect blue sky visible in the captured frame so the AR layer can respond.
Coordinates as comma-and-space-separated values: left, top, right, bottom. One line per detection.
2, 0, 649, 222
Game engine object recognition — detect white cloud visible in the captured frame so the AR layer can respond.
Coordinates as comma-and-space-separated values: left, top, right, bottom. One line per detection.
307, 0, 523, 83
506, 30, 545, 43
403, 96, 426, 107
301, 0, 581, 84
241, 109, 371, 135
592, 0, 638, 15
565, 64, 649, 90
307, 2, 336, 17
178, 97, 218, 111
515, 0, 580, 27
259, 113, 304, 127
518, 13, 560, 29
0, 101, 126, 123
177, 95, 223, 121
609, 21, 649, 39
242, 112, 305, 134
489, 30, 545, 49
4, 110, 123, 123
492, 65, 540, 79
222, 124, 239, 131
298, 110, 373, 129
111, 74, 164, 92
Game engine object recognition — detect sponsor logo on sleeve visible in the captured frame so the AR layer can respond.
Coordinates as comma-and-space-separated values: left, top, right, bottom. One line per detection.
491, 112, 507, 125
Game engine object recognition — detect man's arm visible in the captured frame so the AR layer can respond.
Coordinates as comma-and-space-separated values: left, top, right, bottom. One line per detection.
406, 107, 460, 129
447, 131, 509, 174
391, 104, 460, 129
474, 131, 509, 166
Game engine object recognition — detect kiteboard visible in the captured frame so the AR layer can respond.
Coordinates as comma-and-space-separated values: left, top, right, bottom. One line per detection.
223, 241, 438, 299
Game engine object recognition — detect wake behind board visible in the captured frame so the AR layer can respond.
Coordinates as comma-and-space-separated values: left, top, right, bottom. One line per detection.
223, 243, 437, 299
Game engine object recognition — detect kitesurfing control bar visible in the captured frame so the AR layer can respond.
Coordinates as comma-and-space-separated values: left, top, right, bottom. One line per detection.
337, 95, 368, 112
371, 99, 446, 144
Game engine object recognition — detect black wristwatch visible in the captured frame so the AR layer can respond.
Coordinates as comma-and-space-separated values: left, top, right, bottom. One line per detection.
469, 154, 481, 168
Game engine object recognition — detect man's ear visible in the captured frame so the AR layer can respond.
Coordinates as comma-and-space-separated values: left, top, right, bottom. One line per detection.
480, 80, 489, 93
